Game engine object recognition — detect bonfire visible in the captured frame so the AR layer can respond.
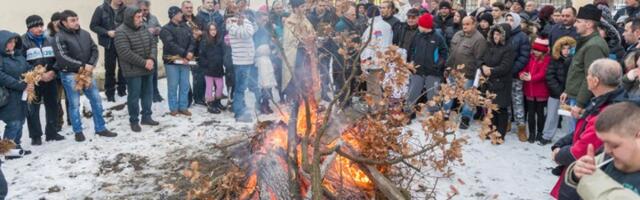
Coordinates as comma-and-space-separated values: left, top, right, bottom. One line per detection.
173, 1, 500, 198
174, 49, 499, 200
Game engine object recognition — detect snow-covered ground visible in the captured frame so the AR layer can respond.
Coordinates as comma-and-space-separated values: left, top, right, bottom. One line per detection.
1, 78, 565, 199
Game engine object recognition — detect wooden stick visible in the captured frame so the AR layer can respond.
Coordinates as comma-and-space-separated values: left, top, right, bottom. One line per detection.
360, 164, 408, 200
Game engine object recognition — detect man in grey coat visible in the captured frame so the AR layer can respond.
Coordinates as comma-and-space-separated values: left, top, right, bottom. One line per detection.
115, 6, 159, 132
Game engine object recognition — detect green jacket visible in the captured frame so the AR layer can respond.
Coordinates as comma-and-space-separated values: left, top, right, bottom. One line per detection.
565, 153, 640, 200
564, 32, 609, 108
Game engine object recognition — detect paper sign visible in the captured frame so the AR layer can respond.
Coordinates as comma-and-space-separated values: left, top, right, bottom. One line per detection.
472, 69, 481, 88
558, 109, 572, 117
175, 60, 197, 65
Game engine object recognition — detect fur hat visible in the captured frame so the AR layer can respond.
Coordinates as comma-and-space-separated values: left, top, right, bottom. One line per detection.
439, 1, 452, 9
532, 37, 549, 53
577, 4, 602, 22
552, 36, 577, 60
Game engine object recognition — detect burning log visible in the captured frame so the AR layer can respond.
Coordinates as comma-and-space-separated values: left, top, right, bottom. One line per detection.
239, 122, 307, 200
360, 164, 408, 200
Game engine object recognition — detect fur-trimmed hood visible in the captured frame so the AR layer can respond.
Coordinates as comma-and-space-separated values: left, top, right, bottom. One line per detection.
487, 23, 511, 45
552, 36, 577, 60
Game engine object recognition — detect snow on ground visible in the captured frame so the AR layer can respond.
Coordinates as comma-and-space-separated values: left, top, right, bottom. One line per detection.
426, 120, 569, 200
1, 78, 567, 199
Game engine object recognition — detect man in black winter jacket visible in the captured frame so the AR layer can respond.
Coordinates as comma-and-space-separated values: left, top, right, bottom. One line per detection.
21, 15, 66, 145
406, 13, 448, 112
90, 0, 127, 101
115, 6, 160, 133
54, 10, 118, 142
434, 1, 455, 45
392, 8, 420, 51
160, 6, 196, 116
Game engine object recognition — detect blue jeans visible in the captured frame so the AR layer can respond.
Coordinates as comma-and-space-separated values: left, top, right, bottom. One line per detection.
126, 75, 153, 123
444, 79, 474, 119
60, 72, 107, 134
165, 64, 191, 112
233, 65, 262, 118
2, 120, 24, 145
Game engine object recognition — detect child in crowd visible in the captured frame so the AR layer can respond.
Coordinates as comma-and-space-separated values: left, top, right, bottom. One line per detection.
198, 23, 226, 114
519, 37, 551, 143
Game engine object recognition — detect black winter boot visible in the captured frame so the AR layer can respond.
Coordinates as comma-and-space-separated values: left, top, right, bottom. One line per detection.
214, 99, 226, 111
207, 101, 221, 114
528, 131, 536, 143
459, 116, 470, 130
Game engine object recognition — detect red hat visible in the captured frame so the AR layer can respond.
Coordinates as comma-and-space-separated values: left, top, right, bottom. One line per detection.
418, 13, 433, 29
532, 37, 549, 53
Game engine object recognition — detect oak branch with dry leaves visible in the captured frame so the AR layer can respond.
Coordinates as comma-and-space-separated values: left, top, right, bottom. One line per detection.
21, 65, 47, 103
74, 67, 92, 91
177, 0, 501, 199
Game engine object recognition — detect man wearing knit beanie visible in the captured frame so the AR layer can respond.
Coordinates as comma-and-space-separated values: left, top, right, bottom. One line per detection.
21, 14, 67, 145
405, 13, 448, 118
26, 15, 44, 30
435, 0, 454, 43
160, 5, 195, 117
477, 12, 493, 38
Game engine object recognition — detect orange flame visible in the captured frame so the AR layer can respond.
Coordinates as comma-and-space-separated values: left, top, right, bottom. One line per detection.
239, 173, 257, 199
336, 156, 373, 188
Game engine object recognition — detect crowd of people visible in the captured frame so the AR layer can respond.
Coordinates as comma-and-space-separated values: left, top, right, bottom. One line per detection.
2, 0, 640, 199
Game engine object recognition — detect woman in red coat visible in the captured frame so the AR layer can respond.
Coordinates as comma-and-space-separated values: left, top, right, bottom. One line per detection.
519, 37, 551, 143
